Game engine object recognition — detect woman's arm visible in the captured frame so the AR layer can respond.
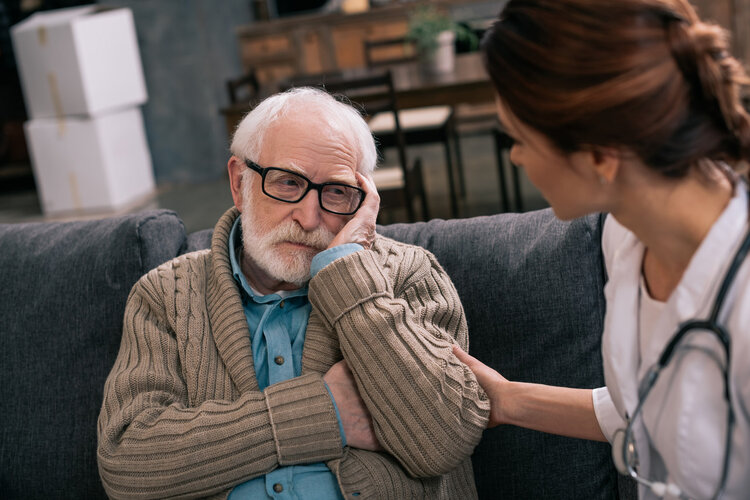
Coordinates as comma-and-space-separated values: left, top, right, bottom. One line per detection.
453, 345, 606, 442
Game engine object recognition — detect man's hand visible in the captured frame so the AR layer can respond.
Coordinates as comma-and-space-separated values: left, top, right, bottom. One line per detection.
328, 173, 380, 250
324, 360, 382, 451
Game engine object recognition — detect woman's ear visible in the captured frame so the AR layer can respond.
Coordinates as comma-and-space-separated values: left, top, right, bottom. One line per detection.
591, 147, 621, 185
227, 156, 245, 211
570, 147, 621, 185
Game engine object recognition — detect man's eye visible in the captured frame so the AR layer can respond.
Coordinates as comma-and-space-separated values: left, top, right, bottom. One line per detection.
271, 174, 304, 188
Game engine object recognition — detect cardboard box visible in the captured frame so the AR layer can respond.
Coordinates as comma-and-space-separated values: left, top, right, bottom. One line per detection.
11, 6, 147, 119
24, 107, 155, 215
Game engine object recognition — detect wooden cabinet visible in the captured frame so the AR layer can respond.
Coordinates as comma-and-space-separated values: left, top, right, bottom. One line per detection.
299, 29, 325, 74
236, 0, 749, 89
330, 18, 408, 69
234, 0, 465, 84
237, 32, 297, 85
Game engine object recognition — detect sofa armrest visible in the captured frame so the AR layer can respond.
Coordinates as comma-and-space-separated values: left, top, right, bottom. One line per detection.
0, 209, 186, 499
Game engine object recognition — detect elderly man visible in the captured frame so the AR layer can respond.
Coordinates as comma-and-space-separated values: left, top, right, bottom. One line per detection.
97, 88, 489, 499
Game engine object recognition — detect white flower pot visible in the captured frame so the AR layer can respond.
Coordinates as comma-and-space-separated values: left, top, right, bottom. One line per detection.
419, 30, 456, 75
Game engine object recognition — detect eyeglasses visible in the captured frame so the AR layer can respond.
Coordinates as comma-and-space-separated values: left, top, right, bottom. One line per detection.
244, 159, 365, 215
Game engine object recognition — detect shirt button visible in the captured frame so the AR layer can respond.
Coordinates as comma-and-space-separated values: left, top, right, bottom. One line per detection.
279, 300, 285, 308
273, 483, 283, 493
274, 355, 285, 365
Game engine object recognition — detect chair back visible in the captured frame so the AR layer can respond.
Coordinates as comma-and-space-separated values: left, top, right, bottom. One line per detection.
280, 70, 430, 221
226, 69, 260, 105
281, 70, 410, 186
363, 37, 417, 67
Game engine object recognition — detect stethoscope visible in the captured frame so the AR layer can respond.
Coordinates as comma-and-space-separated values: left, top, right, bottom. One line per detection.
611, 203, 750, 500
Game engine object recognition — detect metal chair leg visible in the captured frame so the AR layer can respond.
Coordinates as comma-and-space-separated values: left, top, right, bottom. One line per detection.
450, 122, 467, 199
442, 132, 459, 218
412, 157, 430, 220
493, 128, 511, 212
511, 160, 523, 212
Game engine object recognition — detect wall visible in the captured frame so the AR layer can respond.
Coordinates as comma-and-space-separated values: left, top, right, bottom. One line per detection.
99, 0, 252, 183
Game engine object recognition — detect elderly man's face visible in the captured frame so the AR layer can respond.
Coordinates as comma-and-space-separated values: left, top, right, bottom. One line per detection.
234, 113, 359, 292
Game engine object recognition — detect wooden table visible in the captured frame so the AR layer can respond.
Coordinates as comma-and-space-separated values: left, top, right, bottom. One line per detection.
387, 52, 495, 109
220, 52, 494, 129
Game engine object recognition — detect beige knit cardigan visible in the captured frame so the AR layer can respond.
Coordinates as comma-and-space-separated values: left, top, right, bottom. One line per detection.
97, 207, 489, 499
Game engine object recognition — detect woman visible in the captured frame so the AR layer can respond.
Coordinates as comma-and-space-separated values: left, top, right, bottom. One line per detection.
454, 0, 750, 498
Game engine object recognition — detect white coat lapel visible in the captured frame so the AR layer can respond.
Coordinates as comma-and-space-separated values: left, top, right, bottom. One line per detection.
601, 219, 643, 420
639, 185, 748, 374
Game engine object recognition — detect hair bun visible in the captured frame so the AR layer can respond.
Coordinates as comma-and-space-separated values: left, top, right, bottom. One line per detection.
688, 21, 730, 62
666, 15, 750, 161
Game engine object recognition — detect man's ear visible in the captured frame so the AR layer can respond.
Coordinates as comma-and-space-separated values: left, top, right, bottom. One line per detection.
228, 156, 245, 212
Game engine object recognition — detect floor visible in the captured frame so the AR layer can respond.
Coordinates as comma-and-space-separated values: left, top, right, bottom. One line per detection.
0, 135, 548, 234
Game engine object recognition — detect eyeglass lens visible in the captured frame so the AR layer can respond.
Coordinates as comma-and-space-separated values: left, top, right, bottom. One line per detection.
264, 168, 362, 214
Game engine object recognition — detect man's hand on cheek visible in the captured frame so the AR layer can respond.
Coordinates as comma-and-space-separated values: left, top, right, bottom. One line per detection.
328, 173, 380, 250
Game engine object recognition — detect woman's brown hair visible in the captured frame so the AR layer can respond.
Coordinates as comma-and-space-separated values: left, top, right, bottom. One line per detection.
482, 0, 750, 176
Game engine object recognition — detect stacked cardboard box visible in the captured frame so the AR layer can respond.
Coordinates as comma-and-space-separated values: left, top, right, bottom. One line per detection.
11, 5, 154, 215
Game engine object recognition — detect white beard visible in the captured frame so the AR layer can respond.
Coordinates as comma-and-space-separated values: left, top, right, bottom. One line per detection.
240, 185, 336, 286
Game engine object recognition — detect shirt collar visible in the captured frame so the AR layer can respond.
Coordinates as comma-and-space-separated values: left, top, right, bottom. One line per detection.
228, 217, 308, 304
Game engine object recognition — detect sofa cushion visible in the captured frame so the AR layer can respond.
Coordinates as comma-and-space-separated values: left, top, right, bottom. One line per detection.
185, 227, 213, 253
0, 210, 185, 499
378, 210, 619, 500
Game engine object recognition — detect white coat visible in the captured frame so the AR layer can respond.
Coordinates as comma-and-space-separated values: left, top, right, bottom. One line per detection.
593, 184, 750, 500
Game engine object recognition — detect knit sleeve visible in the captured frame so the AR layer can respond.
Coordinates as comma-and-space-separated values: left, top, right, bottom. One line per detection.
308, 241, 490, 478
96, 270, 343, 499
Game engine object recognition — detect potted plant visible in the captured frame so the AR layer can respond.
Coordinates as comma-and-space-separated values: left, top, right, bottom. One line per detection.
406, 6, 478, 74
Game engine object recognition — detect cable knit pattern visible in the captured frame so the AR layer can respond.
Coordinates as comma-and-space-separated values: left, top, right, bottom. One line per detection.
97, 207, 488, 499
309, 236, 490, 480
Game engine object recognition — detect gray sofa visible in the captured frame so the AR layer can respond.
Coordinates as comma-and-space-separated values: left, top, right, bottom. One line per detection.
0, 207, 634, 499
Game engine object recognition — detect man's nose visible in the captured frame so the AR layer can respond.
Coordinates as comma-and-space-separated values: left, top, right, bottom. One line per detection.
291, 189, 322, 230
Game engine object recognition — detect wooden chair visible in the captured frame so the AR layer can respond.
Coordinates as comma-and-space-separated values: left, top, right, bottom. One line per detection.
449, 16, 524, 212
225, 69, 260, 105
452, 104, 524, 212
280, 70, 429, 222
362, 37, 459, 217
363, 37, 418, 68
492, 126, 524, 212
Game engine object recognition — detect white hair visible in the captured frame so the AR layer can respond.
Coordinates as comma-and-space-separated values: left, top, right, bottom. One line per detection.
230, 87, 377, 176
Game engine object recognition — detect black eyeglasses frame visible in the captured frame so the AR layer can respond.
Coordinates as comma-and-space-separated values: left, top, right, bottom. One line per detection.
244, 159, 365, 215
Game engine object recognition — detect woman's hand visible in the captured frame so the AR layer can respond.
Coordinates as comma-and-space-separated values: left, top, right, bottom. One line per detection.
454, 344, 606, 440
453, 344, 510, 428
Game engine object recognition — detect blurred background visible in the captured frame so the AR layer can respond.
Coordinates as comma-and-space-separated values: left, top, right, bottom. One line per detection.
1, 0, 748, 232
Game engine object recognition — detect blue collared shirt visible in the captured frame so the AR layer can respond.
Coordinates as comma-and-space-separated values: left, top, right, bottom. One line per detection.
227, 218, 361, 500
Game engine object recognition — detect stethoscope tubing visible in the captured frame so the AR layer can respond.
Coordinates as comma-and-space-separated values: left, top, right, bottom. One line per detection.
620, 193, 750, 499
